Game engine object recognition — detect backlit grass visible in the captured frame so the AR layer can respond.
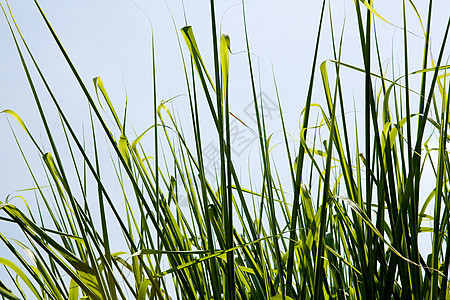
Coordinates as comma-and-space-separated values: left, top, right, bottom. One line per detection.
1, 0, 450, 299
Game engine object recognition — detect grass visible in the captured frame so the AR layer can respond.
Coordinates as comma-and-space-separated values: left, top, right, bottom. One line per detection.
1, 0, 450, 299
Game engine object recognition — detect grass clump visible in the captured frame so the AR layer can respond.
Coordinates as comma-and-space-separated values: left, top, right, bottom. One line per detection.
1, 0, 450, 299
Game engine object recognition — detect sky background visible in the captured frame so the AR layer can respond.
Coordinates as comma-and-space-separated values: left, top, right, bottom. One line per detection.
0, 0, 449, 295
2, 0, 448, 201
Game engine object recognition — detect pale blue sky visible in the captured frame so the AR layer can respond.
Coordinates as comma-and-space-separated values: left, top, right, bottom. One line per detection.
2, 0, 448, 201
0, 0, 449, 296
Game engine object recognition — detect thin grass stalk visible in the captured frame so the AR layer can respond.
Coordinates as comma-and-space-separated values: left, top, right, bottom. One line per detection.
239, 4, 285, 297
205, 2, 235, 298
313, 66, 339, 299
402, 2, 422, 298
429, 22, 450, 299
150, 24, 164, 296
188, 59, 221, 299
363, 3, 375, 297
89, 111, 118, 299
417, 19, 450, 298
284, 1, 327, 297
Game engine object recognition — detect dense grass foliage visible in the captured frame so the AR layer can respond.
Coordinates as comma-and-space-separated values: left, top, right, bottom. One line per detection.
1, 0, 450, 299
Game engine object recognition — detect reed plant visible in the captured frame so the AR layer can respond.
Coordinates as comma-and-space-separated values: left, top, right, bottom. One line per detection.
1, 0, 450, 299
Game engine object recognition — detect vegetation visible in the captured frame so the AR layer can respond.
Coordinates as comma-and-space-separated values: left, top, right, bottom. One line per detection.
1, 0, 450, 299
